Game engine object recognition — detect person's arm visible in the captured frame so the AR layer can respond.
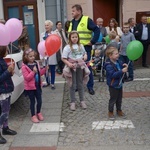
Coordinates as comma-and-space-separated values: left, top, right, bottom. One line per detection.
131, 33, 136, 41
87, 18, 100, 45
61, 45, 74, 69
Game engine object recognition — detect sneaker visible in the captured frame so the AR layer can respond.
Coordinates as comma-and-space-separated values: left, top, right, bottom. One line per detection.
2, 126, 17, 135
108, 112, 115, 120
37, 113, 44, 121
70, 103, 76, 111
31, 115, 39, 123
125, 77, 133, 82
80, 101, 87, 109
43, 83, 50, 87
51, 85, 55, 90
117, 110, 126, 119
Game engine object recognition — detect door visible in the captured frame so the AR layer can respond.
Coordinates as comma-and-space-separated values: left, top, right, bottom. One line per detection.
93, 0, 120, 26
3, 0, 39, 50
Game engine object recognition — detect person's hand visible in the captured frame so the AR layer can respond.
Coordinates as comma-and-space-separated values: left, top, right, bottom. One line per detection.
122, 63, 128, 73
87, 42, 92, 46
7, 64, 14, 73
33, 66, 37, 73
83, 54, 87, 61
68, 62, 75, 69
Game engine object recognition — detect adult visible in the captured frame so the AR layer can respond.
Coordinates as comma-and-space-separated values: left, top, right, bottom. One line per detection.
54, 21, 68, 74
68, 4, 100, 95
105, 18, 123, 42
128, 18, 136, 34
96, 18, 107, 37
64, 20, 71, 38
40, 20, 57, 89
134, 16, 150, 68
18, 19, 30, 50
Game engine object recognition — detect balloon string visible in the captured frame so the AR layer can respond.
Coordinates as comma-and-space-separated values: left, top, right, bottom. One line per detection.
11, 42, 12, 64
119, 60, 131, 86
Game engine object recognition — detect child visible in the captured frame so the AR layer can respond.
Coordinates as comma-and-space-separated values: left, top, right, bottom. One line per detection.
0, 46, 17, 144
91, 49, 101, 74
119, 22, 135, 82
104, 46, 128, 120
107, 31, 119, 50
62, 31, 90, 111
22, 48, 46, 123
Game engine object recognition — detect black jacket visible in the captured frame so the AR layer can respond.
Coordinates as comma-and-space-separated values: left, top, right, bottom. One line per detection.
134, 23, 150, 42
0, 58, 14, 94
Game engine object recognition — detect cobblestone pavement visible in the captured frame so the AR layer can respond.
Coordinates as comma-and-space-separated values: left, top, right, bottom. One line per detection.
58, 67, 150, 149
1, 67, 150, 150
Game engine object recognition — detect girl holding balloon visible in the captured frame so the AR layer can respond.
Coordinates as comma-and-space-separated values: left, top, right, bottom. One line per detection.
0, 46, 17, 144
22, 48, 46, 123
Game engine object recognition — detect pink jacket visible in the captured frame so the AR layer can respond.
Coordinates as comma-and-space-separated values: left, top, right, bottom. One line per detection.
22, 62, 46, 90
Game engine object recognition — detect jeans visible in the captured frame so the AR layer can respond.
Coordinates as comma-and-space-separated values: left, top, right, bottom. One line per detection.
84, 45, 94, 90
109, 87, 122, 112
0, 96, 11, 128
141, 40, 149, 65
26, 88, 42, 116
48, 65, 56, 85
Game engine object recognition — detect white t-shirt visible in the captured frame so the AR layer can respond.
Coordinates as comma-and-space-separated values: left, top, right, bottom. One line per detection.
62, 44, 86, 60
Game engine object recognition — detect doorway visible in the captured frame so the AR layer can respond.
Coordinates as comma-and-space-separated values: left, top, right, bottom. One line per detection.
93, 0, 121, 26
3, 0, 39, 50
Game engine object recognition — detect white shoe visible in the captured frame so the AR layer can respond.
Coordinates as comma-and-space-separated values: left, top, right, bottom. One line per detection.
70, 103, 76, 111
80, 101, 87, 109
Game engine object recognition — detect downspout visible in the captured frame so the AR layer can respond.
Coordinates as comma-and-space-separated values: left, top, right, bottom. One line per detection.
56, 0, 61, 21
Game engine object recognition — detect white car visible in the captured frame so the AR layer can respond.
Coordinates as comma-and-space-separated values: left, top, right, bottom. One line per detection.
5, 44, 24, 104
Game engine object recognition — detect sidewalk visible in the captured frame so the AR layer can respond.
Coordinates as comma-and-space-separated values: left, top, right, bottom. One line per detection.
9, 75, 65, 150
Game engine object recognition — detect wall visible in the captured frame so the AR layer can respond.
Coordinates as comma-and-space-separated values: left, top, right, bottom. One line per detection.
122, 0, 150, 23
66, 0, 93, 20
37, 0, 46, 39
0, 0, 4, 19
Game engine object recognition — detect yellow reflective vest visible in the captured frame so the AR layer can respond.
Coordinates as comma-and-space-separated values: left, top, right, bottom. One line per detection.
68, 16, 92, 45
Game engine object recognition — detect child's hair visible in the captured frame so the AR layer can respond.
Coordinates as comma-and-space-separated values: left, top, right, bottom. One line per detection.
68, 30, 81, 51
22, 48, 36, 64
105, 46, 117, 58
0, 46, 7, 58
94, 49, 101, 56
109, 31, 117, 40
123, 22, 129, 26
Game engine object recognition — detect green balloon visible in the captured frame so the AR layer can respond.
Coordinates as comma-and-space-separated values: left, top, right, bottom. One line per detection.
126, 40, 143, 60
104, 35, 110, 44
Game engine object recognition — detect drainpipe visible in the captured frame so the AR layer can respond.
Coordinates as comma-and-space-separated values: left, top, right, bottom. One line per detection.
59, 0, 67, 24
56, 0, 61, 21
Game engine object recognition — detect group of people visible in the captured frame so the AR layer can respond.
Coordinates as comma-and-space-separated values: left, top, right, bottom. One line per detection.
0, 4, 150, 145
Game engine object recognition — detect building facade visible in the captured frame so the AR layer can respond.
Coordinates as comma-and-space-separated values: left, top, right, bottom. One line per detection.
0, 0, 150, 64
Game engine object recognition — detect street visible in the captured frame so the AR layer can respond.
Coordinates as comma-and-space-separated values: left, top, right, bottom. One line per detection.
1, 66, 150, 150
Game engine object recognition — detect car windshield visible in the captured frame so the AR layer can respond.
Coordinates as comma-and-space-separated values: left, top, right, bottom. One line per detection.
8, 43, 21, 54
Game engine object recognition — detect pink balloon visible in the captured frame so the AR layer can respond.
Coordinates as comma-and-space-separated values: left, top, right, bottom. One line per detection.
0, 23, 10, 46
38, 41, 46, 57
5, 18, 22, 42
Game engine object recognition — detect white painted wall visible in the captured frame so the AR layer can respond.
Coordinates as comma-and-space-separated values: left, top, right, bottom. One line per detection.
0, 0, 4, 19
37, 0, 46, 40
